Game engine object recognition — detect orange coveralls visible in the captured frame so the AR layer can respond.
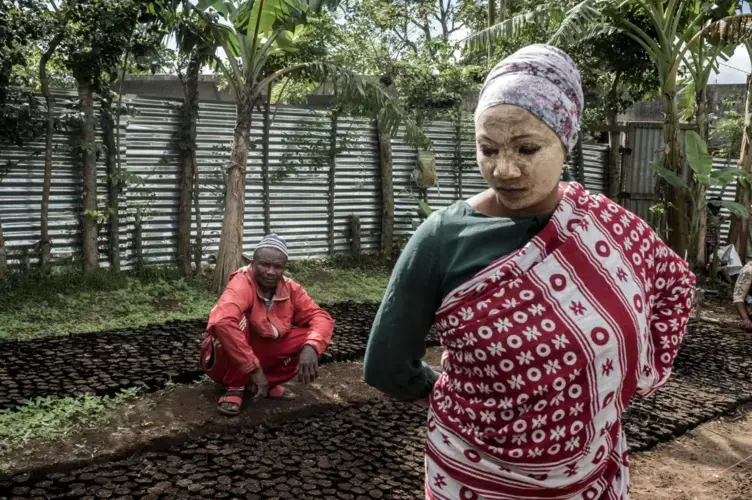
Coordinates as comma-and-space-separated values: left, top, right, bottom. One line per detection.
200, 267, 334, 388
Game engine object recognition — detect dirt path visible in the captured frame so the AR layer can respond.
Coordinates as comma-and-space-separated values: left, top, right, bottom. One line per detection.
631, 404, 752, 500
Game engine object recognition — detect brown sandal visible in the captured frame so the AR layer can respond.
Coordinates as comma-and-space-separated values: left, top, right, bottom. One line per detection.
217, 389, 244, 416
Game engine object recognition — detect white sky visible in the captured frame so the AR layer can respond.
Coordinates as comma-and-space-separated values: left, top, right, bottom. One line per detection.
711, 45, 751, 84
710, 1, 752, 84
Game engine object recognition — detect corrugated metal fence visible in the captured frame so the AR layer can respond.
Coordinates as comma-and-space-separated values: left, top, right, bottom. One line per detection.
619, 122, 741, 242
0, 96, 610, 268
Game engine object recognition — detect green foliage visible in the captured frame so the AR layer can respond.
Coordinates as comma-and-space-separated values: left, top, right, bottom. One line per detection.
650, 131, 749, 263
0, 257, 392, 340
274, 110, 356, 181
0, 267, 217, 340
649, 162, 688, 190
0, 0, 48, 148
685, 129, 713, 179
59, 0, 142, 88
713, 97, 745, 159
0, 387, 141, 457
285, 257, 390, 303
463, 0, 659, 135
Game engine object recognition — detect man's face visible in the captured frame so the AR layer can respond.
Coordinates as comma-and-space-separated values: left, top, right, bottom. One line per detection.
252, 247, 288, 290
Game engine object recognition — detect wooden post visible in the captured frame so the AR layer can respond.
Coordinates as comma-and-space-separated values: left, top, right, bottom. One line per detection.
454, 108, 463, 200
349, 214, 361, 257
618, 125, 635, 207
327, 111, 338, 256
134, 211, 144, 273
262, 87, 272, 235
377, 115, 395, 261
575, 137, 585, 185
0, 216, 6, 279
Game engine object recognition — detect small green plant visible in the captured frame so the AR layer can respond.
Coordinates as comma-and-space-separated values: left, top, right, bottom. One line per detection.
0, 387, 142, 456
649, 130, 750, 266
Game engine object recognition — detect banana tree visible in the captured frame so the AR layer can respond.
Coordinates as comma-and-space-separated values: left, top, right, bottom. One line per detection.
198, 0, 419, 291
649, 130, 750, 270
728, 41, 752, 260
680, 37, 734, 267
465, 1, 752, 259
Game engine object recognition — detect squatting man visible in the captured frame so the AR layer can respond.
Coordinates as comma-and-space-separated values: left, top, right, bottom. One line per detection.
199, 234, 334, 416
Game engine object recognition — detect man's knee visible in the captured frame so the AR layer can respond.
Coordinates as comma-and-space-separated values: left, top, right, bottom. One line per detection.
200, 336, 249, 387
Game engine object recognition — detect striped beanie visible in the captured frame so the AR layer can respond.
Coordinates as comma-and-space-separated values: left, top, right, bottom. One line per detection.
254, 233, 288, 257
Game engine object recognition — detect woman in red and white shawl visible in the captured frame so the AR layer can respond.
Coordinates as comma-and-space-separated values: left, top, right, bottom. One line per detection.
364, 44, 695, 500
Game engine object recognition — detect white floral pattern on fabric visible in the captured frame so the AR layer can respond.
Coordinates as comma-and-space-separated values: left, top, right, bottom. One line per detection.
425, 183, 695, 500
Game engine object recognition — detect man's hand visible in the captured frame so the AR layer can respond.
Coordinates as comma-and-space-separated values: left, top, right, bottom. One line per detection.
742, 318, 752, 332
298, 345, 319, 385
250, 367, 269, 398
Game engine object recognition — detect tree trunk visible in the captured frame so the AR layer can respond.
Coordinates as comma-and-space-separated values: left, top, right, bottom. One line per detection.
692, 86, 710, 270
327, 111, 338, 257
193, 145, 203, 274
212, 99, 252, 293
0, 216, 6, 279
101, 95, 120, 272
40, 86, 54, 271
488, 0, 496, 59
38, 5, 70, 271
730, 73, 752, 262
79, 79, 99, 275
377, 115, 395, 261
662, 87, 689, 257
178, 50, 201, 276
606, 110, 622, 199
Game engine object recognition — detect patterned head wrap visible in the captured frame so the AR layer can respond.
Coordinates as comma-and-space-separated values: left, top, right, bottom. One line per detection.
475, 44, 584, 152
254, 233, 288, 258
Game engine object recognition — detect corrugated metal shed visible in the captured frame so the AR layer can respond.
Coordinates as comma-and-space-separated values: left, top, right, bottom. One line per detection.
1, 96, 612, 267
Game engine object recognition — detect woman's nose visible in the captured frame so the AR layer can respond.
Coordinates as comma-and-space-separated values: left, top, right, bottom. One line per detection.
493, 157, 521, 180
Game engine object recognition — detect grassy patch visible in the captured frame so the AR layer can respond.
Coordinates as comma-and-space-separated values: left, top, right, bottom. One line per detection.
286, 256, 391, 304
0, 388, 142, 464
0, 257, 392, 341
0, 268, 217, 341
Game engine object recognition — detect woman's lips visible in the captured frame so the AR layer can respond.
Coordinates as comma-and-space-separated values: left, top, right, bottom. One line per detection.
495, 186, 527, 194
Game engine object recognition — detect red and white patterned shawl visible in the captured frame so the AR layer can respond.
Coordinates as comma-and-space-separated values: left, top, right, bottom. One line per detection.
425, 183, 695, 500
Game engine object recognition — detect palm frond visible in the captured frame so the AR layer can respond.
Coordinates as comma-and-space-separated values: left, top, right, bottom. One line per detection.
461, 5, 554, 53
702, 14, 752, 45
549, 0, 604, 46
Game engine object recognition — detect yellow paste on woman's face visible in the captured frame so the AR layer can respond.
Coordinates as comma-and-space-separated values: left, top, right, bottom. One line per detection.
476, 104, 567, 213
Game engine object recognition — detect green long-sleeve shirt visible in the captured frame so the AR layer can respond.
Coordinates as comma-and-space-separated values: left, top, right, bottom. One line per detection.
363, 200, 551, 401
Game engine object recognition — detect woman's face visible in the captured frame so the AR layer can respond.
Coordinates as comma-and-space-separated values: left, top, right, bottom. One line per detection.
476, 104, 567, 212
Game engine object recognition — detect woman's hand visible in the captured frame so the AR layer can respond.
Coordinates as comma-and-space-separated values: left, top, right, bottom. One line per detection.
413, 397, 430, 407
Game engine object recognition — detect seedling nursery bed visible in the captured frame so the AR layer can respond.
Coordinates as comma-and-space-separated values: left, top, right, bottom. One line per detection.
0, 302, 436, 410
1, 320, 751, 499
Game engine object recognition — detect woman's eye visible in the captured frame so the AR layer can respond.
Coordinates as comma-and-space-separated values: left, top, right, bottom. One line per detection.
480, 146, 499, 156
519, 144, 541, 155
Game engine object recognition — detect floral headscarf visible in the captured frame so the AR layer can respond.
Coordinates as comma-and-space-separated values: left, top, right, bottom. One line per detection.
475, 44, 584, 152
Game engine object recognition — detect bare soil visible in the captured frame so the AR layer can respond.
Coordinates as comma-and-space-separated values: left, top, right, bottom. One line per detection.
631, 404, 752, 500
1, 349, 445, 478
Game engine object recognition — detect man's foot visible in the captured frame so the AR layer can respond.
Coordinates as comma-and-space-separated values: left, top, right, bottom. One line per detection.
217, 388, 244, 416
268, 385, 296, 400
